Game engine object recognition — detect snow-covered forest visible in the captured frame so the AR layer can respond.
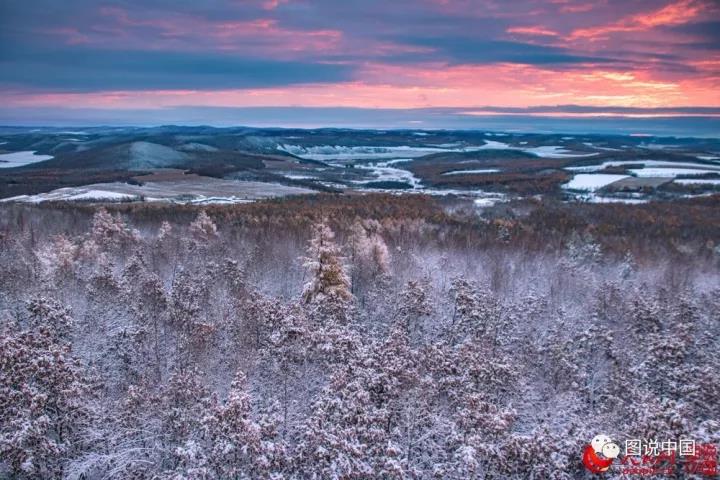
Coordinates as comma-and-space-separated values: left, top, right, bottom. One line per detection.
1, 195, 719, 479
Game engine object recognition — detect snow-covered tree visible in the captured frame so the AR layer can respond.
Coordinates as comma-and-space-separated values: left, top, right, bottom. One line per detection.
203, 371, 285, 478
87, 208, 139, 252
189, 211, 218, 244
302, 221, 351, 303
0, 302, 92, 478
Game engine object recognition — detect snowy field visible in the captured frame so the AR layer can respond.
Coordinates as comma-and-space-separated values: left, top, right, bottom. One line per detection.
442, 169, 501, 175
279, 140, 598, 161
566, 160, 720, 173
630, 168, 720, 178
278, 144, 462, 160
2, 176, 315, 204
474, 140, 598, 158
572, 194, 649, 204
562, 174, 629, 191
673, 178, 720, 185
522, 145, 597, 158
353, 159, 422, 188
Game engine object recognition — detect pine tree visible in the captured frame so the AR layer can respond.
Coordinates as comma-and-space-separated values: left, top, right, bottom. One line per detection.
189, 211, 218, 244
302, 221, 351, 303
88, 208, 139, 252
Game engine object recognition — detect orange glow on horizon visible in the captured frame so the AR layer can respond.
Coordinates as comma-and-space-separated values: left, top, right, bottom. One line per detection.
6, 62, 718, 112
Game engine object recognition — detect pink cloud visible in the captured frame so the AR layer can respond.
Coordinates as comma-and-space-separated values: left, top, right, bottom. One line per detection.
559, 3, 595, 14
507, 26, 560, 37
91, 6, 343, 55
570, 0, 706, 40
262, 0, 289, 10
6, 61, 718, 111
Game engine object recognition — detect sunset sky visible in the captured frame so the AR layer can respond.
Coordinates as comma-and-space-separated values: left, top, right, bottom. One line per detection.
1, 0, 719, 129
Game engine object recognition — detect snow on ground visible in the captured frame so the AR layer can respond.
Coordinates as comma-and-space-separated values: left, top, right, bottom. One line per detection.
476, 141, 597, 158
278, 145, 454, 160
283, 174, 318, 180
673, 178, 720, 185
697, 155, 720, 161
1, 177, 316, 204
0, 151, 54, 168
442, 169, 500, 175
582, 195, 648, 204
1, 188, 138, 203
582, 142, 621, 152
562, 174, 629, 191
522, 146, 598, 158
281, 141, 597, 162
630, 168, 720, 178
354, 159, 422, 188
477, 140, 511, 150
185, 196, 254, 205
473, 198, 502, 206
66, 190, 138, 201
566, 160, 720, 172
354, 186, 507, 205
640, 142, 680, 150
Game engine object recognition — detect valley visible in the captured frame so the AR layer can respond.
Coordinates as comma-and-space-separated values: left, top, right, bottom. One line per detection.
1, 126, 718, 205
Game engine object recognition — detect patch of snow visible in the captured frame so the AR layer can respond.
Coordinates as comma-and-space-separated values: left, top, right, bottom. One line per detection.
566, 160, 720, 173
0, 194, 31, 203
185, 196, 254, 205
562, 174, 629, 191
477, 141, 597, 158
582, 142, 621, 152
280, 141, 598, 162
442, 169, 501, 175
673, 178, 720, 185
0, 151, 54, 168
478, 140, 511, 150
2, 178, 316, 204
66, 190, 138, 201
523, 145, 598, 158
378, 159, 413, 165
630, 168, 720, 178
278, 144, 454, 160
1, 188, 137, 203
583, 195, 648, 204
283, 174, 317, 180
697, 155, 720, 161
354, 159, 422, 188
640, 142, 679, 150
474, 198, 499, 207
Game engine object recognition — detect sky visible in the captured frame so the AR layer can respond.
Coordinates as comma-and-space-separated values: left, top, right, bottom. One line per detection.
1, 0, 719, 132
